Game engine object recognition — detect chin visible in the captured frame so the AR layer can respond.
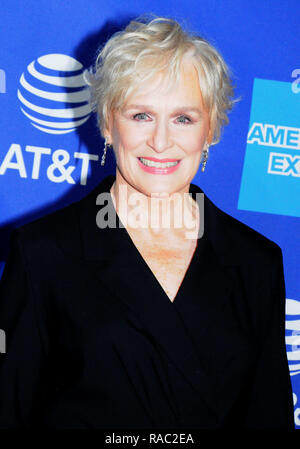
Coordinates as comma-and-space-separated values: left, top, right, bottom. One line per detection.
142, 184, 181, 198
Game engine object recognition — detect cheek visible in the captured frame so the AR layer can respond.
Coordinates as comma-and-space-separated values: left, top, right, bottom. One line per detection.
181, 128, 207, 155
113, 121, 143, 152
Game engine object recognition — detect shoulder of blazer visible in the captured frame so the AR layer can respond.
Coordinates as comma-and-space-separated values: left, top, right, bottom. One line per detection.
203, 193, 282, 268
10, 195, 82, 262
9, 175, 114, 261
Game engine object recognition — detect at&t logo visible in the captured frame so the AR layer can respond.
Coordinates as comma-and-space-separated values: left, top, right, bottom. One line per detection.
17, 54, 91, 134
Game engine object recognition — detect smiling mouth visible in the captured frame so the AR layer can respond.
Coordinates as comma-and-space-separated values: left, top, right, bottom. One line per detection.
138, 157, 180, 168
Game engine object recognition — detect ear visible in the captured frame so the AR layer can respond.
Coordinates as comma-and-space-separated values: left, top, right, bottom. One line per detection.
207, 117, 215, 145
102, 111, 113, 144
207, 131, 213, 146
102, 127, 112, 144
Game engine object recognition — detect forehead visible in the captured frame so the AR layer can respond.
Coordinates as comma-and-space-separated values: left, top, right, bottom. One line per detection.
122, 59, 204, 109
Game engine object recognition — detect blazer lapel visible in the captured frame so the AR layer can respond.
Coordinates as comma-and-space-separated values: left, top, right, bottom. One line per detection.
77, 174, 242, 420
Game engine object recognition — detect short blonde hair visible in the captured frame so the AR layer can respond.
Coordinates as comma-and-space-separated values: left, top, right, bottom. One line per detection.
85, 15, 237, 145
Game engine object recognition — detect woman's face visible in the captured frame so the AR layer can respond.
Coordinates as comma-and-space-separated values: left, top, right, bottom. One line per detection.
104, 58, 211, 197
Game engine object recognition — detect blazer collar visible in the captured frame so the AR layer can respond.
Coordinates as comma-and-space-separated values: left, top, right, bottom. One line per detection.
79, 173, 241, 267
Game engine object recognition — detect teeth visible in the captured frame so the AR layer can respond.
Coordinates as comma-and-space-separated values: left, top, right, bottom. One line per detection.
139, 157, 179, 168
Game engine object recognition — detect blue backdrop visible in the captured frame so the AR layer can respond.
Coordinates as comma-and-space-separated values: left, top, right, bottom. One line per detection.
1, 0, 300, 427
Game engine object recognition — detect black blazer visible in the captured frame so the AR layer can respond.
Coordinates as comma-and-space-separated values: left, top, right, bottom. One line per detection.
0, 174, 294, 429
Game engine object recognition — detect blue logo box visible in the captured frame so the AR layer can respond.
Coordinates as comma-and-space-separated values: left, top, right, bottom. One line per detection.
238, 78, 300, 217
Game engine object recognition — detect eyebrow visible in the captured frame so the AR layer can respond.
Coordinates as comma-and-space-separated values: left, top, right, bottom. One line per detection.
124, 104, 202, 115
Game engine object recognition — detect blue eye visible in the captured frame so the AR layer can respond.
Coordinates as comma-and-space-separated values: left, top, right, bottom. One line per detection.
133, 113, 149, 120
177, 115, 191, 124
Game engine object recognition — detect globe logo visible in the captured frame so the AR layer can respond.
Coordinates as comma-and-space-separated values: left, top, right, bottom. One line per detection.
285, 298, 300, 376
17, 54, 91, 134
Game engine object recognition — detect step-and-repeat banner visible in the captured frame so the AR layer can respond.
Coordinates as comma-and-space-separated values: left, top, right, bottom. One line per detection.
1, 0, 300, 427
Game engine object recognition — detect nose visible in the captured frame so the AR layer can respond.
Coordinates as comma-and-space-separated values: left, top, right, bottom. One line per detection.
146, 118, 172, 153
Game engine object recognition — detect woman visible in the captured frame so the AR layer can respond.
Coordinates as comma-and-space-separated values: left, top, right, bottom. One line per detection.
0, 16, 294, 428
